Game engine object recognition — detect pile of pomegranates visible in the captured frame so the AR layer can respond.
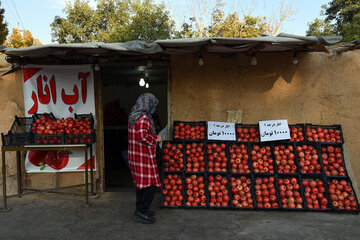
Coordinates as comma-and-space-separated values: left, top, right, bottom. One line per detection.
162, 142, 184, 171
296, 144, 322, 174
289, 125, 305, 142
230, 175, 254, 208
206, 142, 228, 172
228, 143, 250, 173
328, 179, 358, 210
302, 178, 330, 209
306, 126, 342, 143
173, 122, 206, 140
236, 126, 259, 142
250, 144, 275, 173
208, 174, 230, 207
185, 142, 206, 172
162, 174, 184, 206
254, 176, 279, 208
274, 144, 297, 174
278, 177, 304, 209
185, 174, 206, 207
321, 145, 347, 176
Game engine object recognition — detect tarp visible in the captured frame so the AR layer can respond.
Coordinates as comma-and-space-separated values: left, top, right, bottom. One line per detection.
0, 33, 344, 58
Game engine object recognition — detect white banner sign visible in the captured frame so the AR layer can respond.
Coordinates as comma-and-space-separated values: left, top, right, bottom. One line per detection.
259, 119, 290, 142
22, 65, 96, 172
207, 121, 236, 141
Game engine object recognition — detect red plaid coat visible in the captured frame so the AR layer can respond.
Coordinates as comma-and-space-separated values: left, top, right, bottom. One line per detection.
128, 114, 161, 190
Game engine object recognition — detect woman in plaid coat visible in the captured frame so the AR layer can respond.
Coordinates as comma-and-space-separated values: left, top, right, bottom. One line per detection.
128, 93, 162, 224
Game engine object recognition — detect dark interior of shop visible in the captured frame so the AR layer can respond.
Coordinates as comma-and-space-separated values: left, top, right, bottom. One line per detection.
101, 65, 168, 190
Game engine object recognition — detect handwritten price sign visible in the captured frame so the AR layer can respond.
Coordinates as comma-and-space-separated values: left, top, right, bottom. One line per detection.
259, 119, 290, 142
207, 121, 236, 141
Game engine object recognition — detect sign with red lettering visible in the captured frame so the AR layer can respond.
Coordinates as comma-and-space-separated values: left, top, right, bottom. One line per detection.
22, 65, 96, 173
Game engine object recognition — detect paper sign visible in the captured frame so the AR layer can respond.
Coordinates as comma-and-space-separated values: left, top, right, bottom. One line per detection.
207, 121, 236, 141
259, 119, 290, 142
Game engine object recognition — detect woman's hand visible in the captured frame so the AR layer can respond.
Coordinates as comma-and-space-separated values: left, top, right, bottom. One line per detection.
157, 135, 162, 143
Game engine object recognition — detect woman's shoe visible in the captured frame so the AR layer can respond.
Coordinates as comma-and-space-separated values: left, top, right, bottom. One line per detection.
147, 210, 155, 216
134, 210, 156, 224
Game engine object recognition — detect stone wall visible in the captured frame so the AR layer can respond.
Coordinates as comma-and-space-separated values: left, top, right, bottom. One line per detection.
170, 50, 360, 186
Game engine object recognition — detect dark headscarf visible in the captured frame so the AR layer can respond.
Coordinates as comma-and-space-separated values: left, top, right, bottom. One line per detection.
129, 93, 159, 133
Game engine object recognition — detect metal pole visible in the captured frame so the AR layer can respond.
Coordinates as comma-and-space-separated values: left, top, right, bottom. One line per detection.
90, 144, 94, 194
2, 150, 7, 210
84, 147, 89, 206
16, 151, 22, 195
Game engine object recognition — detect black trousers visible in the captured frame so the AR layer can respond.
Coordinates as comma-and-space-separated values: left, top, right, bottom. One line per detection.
135, 185, 157, 214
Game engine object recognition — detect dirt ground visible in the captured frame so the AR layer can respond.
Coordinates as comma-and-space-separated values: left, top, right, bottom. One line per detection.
1, 189, 360, 240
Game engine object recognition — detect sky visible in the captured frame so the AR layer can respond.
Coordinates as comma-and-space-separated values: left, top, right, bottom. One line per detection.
2, 0, 330, 44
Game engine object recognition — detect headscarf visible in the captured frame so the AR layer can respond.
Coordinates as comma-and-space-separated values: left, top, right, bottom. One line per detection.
129, 93, 159, 133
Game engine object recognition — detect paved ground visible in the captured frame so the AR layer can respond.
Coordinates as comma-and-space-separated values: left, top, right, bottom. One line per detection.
1, 190, 360, 240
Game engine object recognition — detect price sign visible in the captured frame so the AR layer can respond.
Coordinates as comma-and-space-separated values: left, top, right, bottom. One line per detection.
207, 121, 236, 141
259, 119, 290, 142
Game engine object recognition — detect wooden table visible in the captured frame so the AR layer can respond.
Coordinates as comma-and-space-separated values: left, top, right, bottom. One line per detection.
1, 144, 94, 211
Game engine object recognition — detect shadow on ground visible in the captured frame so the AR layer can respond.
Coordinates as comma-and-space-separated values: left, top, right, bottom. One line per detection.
1, 190, 359, 240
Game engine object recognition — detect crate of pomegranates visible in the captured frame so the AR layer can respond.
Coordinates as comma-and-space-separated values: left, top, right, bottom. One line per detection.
161, 173, 185, 208
206, 173, 231, 208
235, 124, 260, 142
305, 124, 344, 143
172, 121, 206, 140
32, 113, 95, 145
320, 143, 348, 177
161, 141, 185, 172
248, 142, 276, 174
288, 124, 306, 142
326, 177, 360, 213
273, 142, 299, 175
277, 175, 306, 211
184, 173, 207, 208
229, 174, 255, 209
253, 175, 281, 210
295, 142, 324, 175
300, 174, 332, 212
1, 116, 35, 146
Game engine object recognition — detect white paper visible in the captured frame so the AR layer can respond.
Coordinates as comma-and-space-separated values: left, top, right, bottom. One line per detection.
207, 121, 236, 141
259, 119, 290, 142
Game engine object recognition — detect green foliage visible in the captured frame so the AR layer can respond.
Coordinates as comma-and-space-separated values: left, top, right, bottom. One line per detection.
51, 0, 174, 43
0, 1, 8, 45
306, 18, 335, 36
307, 0, 360, 42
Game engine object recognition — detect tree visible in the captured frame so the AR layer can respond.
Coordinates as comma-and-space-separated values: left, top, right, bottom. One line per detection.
51, 0, 175, 43
176, 0, 295, 38
3, 28, 42, 48
307, 1, 360, 42
0, 1, 8, 44
306, 18, 335, 36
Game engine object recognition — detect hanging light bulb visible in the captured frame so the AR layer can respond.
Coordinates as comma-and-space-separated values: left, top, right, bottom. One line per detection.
198, 56, 204, 66
147, 59, 153, 68
293, 53, 299, 65
139, 78, 145, 86
145, 83, 149, 88
94, 64, 100, 71
251, 53, 257, 66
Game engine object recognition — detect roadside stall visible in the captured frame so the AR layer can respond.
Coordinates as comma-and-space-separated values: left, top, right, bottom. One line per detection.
1, 34, 360, 212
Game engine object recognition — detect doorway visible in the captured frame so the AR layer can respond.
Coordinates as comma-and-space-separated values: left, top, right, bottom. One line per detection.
101, 65, 168, 190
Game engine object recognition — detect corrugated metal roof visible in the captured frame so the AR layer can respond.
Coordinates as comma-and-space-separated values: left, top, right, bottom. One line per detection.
0, 33, 345, 59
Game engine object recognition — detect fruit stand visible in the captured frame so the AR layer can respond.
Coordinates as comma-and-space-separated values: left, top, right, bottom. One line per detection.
161, 121, 359, 213
1, 113, 96, 211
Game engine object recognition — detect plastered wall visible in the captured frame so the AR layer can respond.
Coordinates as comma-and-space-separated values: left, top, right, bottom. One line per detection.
170, 50, 360, 186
